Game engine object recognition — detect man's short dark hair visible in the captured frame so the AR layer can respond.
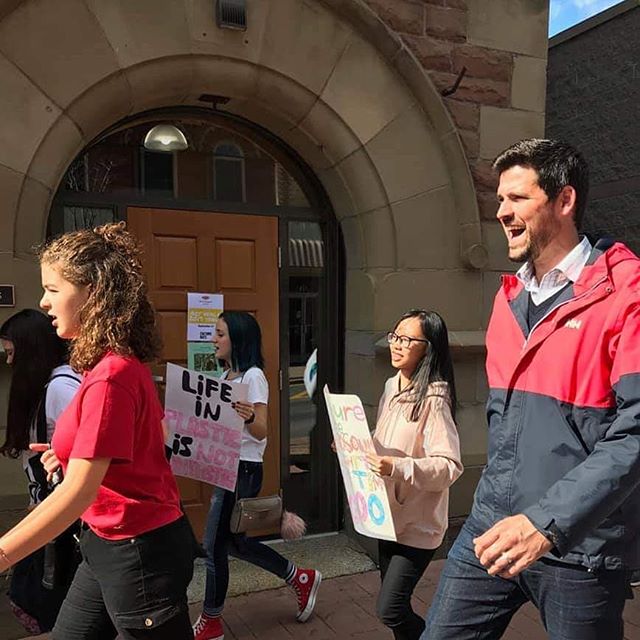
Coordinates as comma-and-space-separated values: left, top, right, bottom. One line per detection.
493, 138, 590, 229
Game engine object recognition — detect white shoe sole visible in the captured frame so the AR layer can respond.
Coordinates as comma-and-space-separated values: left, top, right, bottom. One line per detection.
297, 572, 322, 623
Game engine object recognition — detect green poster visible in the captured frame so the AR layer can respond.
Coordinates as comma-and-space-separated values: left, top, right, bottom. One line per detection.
187, 342, 223, 377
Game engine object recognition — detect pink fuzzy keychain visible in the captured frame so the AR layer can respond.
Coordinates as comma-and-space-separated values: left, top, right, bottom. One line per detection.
280, 510, 307, 540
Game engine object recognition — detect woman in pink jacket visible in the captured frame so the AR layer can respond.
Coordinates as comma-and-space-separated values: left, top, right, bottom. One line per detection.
367, 308, 463, 640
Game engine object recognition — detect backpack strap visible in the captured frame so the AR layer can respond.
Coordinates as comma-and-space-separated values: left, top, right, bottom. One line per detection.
34, 373, 81, 443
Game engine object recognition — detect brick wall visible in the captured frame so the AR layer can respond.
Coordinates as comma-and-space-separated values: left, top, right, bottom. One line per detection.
546, 7, 640, 252
363, 0, 547, 223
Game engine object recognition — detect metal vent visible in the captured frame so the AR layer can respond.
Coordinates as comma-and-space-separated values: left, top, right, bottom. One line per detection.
216, 0, 247, 31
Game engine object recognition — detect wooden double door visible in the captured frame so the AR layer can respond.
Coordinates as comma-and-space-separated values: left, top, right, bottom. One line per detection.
128, 207, 279, 538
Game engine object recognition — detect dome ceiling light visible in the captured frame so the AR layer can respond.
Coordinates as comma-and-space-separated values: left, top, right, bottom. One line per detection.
143, 124, 188, 152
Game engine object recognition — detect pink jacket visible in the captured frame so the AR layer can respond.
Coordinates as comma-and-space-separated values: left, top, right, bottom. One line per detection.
373, 375, 463, 549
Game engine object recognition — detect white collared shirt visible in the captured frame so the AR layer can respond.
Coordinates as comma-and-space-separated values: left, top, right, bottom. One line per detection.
516, 236, 592, 305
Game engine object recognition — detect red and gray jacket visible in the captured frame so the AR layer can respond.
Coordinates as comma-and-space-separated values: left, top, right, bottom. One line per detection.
471, 239, 640, 570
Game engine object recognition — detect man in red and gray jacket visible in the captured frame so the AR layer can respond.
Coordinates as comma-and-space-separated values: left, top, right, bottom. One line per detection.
422, 138, 640, 640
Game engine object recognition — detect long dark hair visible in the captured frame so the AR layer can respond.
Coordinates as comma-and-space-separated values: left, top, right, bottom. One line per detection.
0, 309, 69, 457
219, 311, 264, 373
392, 308, 457, 422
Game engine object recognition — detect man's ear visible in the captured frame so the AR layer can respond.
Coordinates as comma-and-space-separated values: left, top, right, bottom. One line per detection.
557, 185, 577, 221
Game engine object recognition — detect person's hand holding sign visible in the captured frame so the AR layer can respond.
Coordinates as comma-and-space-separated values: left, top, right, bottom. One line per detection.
232, 399, 268, 441
232, 400, 255, 424
366, 453, 393, 477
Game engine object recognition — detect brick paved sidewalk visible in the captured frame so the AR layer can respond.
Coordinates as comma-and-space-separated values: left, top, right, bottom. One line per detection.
194, 560, 640, 640
19, 559, 640, 639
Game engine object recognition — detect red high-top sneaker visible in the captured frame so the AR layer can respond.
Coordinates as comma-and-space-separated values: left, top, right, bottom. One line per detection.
193, 612, 224, 640
288, 568, 322, 622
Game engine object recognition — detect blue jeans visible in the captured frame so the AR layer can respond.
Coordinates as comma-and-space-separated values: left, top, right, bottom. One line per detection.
421, 522, 631, 640
202, 461, 292, 616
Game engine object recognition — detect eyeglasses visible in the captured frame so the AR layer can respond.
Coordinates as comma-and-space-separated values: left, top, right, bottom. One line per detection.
386, 332, 429, 349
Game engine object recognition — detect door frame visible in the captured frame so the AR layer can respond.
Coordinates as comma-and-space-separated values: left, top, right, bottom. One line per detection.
49, 108, 345, 533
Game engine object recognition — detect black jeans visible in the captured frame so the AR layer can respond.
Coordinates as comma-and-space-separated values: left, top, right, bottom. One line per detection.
377, 540, 436, 640
203, 460, 291, 616
52, 516, 194, 639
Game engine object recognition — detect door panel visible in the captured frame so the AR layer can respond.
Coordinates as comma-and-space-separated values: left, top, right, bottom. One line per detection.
127, 207, 279, 539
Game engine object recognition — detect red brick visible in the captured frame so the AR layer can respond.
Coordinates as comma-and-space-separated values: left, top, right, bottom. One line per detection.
471, 159, 498, 190
477, 189, 498, 220
402, 34, 452, 72
445, 98, 480, 131
430, 71, 510, 107
424, 5, 467, 42
624, 619, 640, 640
452, 44, 513, 81
423, 0, 468, 9
364, 0, 424, 35
445, 0, 467, 9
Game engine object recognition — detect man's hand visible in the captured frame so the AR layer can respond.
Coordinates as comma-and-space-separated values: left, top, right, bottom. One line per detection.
366, 453, 393, 477
473, 514, 553, 578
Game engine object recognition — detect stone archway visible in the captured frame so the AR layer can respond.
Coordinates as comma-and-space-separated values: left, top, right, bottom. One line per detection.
0, 0, 488, 408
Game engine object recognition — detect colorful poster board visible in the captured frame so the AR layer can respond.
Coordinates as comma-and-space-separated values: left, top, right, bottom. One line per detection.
323, 385, 396, 541
187, 292, 223, 342
165, 363, 246, 491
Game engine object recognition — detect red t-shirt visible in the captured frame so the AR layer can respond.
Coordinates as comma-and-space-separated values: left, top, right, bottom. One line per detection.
52, 353, 182, 539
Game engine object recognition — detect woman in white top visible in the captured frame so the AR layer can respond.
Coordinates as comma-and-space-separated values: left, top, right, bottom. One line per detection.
0, 309, 81, 633
193, 312, 321, 640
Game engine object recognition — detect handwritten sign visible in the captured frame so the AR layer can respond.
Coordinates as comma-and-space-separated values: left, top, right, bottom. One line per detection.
323, 385, 396, 541
165, 363, 246, 491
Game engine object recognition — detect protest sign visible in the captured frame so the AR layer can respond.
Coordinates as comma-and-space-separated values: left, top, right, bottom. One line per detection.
323, 385, 396, 541
187, 292, 223, 341
165, 363, 246, 491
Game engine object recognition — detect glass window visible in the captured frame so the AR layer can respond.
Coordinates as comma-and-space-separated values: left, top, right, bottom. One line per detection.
213, 142, 245, 203
142, 150, 174, 195
56, 119, 311, 209
287, 221, 323, 465
48, 206, 116, 236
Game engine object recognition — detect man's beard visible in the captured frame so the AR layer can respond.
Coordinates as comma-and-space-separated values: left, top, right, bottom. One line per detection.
508, 209, 559, 264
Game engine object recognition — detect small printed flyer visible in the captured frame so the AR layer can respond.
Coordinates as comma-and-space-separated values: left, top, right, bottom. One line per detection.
188, 342, 223, 377
187, 292, 223, 342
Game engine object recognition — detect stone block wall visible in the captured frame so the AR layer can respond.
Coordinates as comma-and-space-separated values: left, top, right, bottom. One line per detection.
354, 1, 548, 479
547, 6, 640, 252
364, 0, 548, 233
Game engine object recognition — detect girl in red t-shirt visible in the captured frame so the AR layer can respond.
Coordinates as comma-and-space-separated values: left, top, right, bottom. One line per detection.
0, 222, 194, 639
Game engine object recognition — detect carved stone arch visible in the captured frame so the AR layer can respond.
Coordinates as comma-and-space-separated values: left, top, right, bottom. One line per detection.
320, 0, 487, 270
0, 0, 490, 350
5, 0, 485, 273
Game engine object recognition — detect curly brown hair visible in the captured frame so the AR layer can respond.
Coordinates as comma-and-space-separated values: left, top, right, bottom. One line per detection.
39, 222, 162, 372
